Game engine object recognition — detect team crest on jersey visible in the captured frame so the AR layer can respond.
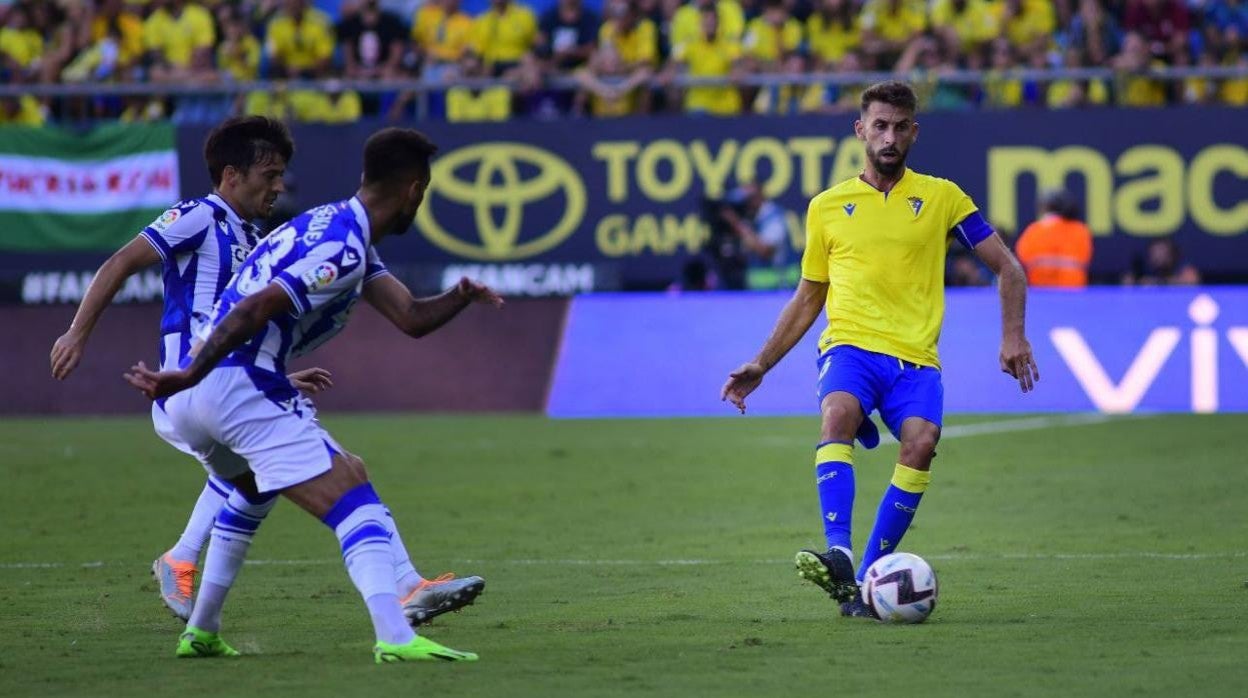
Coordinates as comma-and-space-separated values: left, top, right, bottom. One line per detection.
151, 208, 181, 232
908, 197, 924, 217
843, 203, 856, 217
301, 262, 338, 292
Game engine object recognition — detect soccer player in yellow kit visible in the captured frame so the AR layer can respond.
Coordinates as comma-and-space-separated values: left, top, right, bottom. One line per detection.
721, 81, 1039, 617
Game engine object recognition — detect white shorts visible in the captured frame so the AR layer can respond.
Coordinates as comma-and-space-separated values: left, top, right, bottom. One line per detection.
152, 402, 195, 458
163, 366, 339, 493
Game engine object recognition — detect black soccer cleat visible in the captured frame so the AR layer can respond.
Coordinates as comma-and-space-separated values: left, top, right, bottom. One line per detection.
840, 596, 879, 619
795, 548, 860, 604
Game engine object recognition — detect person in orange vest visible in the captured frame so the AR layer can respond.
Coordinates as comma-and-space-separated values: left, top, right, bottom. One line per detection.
1015, 190, 1093, 287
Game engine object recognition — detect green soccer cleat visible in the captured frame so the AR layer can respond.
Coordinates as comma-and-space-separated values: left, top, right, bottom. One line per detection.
374, 635, 479, 663
175, 626, 240, 658
795, 548, 860, 604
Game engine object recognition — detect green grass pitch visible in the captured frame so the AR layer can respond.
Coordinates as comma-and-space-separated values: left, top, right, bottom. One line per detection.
1, 413, 1245, 697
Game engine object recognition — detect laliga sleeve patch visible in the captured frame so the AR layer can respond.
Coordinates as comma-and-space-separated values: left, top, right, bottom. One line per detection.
300, 262, 339, 292
151, 208, 181, 232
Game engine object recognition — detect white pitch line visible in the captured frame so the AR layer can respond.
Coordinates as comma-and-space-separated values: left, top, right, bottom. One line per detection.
2, 550, 1243, 571
758, 413, 1140, 448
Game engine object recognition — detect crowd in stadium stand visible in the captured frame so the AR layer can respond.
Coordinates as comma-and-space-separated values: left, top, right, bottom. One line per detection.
1, 0, 1246, 124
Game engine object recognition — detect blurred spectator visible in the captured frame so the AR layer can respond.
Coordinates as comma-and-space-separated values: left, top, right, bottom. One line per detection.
1220, 36, 1248, 105
303, 80, 365, 123
143, 0, 216, 81
217, 7, 262, 83
1122, 238, 1201, 286
796, 50, 869, 113
1203, 0, 1248, 56
411, 0, 473, 80
91, 0, 144, 74
601, 0, 660, 72
931, 0, 997, 55
670, 0, 745, 52
995, 0, 1056, 55
538, 0, 600, 73
471, 0, 539, 76
338, 0, 406, 80
1112, 31, 1167, 106
266, 0, 335, 78
896, 34, 971, 110
1123, 0, 1188, 62
1067, 0, 1121, 65
573, 40, 653, 116
1047, 46, 1110, 107
1175, 46, 1217, 105
0, 4, 44, 83
669, 6, 743, 116
805, 0, 861, 70
859, 0, 927, 69
743, 0, 801, 72
446, 54, 513, 121
983, 37, 1024, 107
1015, 189, 1093, 288
0, 94, 45, 125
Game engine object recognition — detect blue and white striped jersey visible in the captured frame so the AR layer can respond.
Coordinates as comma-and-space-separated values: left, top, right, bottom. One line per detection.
139, 193, 259, 371
201, 197, 389, 386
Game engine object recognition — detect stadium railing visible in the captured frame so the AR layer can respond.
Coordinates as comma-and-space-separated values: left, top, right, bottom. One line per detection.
5, 65, 1246, 119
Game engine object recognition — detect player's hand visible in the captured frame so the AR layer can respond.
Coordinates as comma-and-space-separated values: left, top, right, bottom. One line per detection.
455, 277, 505, 308
721, 362, 766, 414
123, 361, 195, 400
50, 330, 87, 380
288, 367, 334, 395
1000, 335, 1039, 393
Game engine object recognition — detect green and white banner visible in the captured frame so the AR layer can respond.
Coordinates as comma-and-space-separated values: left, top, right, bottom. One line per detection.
0, 123, 179, 251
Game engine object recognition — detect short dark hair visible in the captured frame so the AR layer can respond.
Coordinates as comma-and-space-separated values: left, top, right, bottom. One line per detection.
203, 116, 294, 186
362, 128, 439, 187
860, 81, 918, 114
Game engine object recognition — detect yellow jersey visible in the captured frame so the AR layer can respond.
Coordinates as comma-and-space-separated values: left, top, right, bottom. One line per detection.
801, 169, 980, 367
266, 8, 336, 72
742, 17, 801, 62
471, 3, 538, 66
143, 4, 215, 68
675, 36, 741, 115
412, 5, 474, 63
447, 86, 512, 121
929, 0, 997, 50
805, 13, 860, 64
0, 28, 43, 68
599, 19, 659, 67
860, 0, 927, 43
217, 35, 261, 82
670, 1, 745, 49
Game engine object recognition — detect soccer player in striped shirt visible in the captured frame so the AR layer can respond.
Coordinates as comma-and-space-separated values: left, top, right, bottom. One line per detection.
722, 81, 1040, 617
123, 127, 501, 662
52, 118, 482, 629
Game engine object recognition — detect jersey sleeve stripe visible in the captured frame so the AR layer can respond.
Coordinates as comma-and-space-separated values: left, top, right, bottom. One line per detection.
363, 268, 391, 284
272, 274, 310, 316
139, 229, 171, 263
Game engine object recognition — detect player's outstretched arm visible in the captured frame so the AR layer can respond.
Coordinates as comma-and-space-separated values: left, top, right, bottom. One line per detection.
973, 233, 1040, 393
51, 237, 160, 380
721, 278, 828, 413
124, 284, 295, 400
363, 274, 503, 339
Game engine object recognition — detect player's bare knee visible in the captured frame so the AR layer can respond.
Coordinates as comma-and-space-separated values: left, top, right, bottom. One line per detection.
899, 425, 940, 469
820, 401, 860, 442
